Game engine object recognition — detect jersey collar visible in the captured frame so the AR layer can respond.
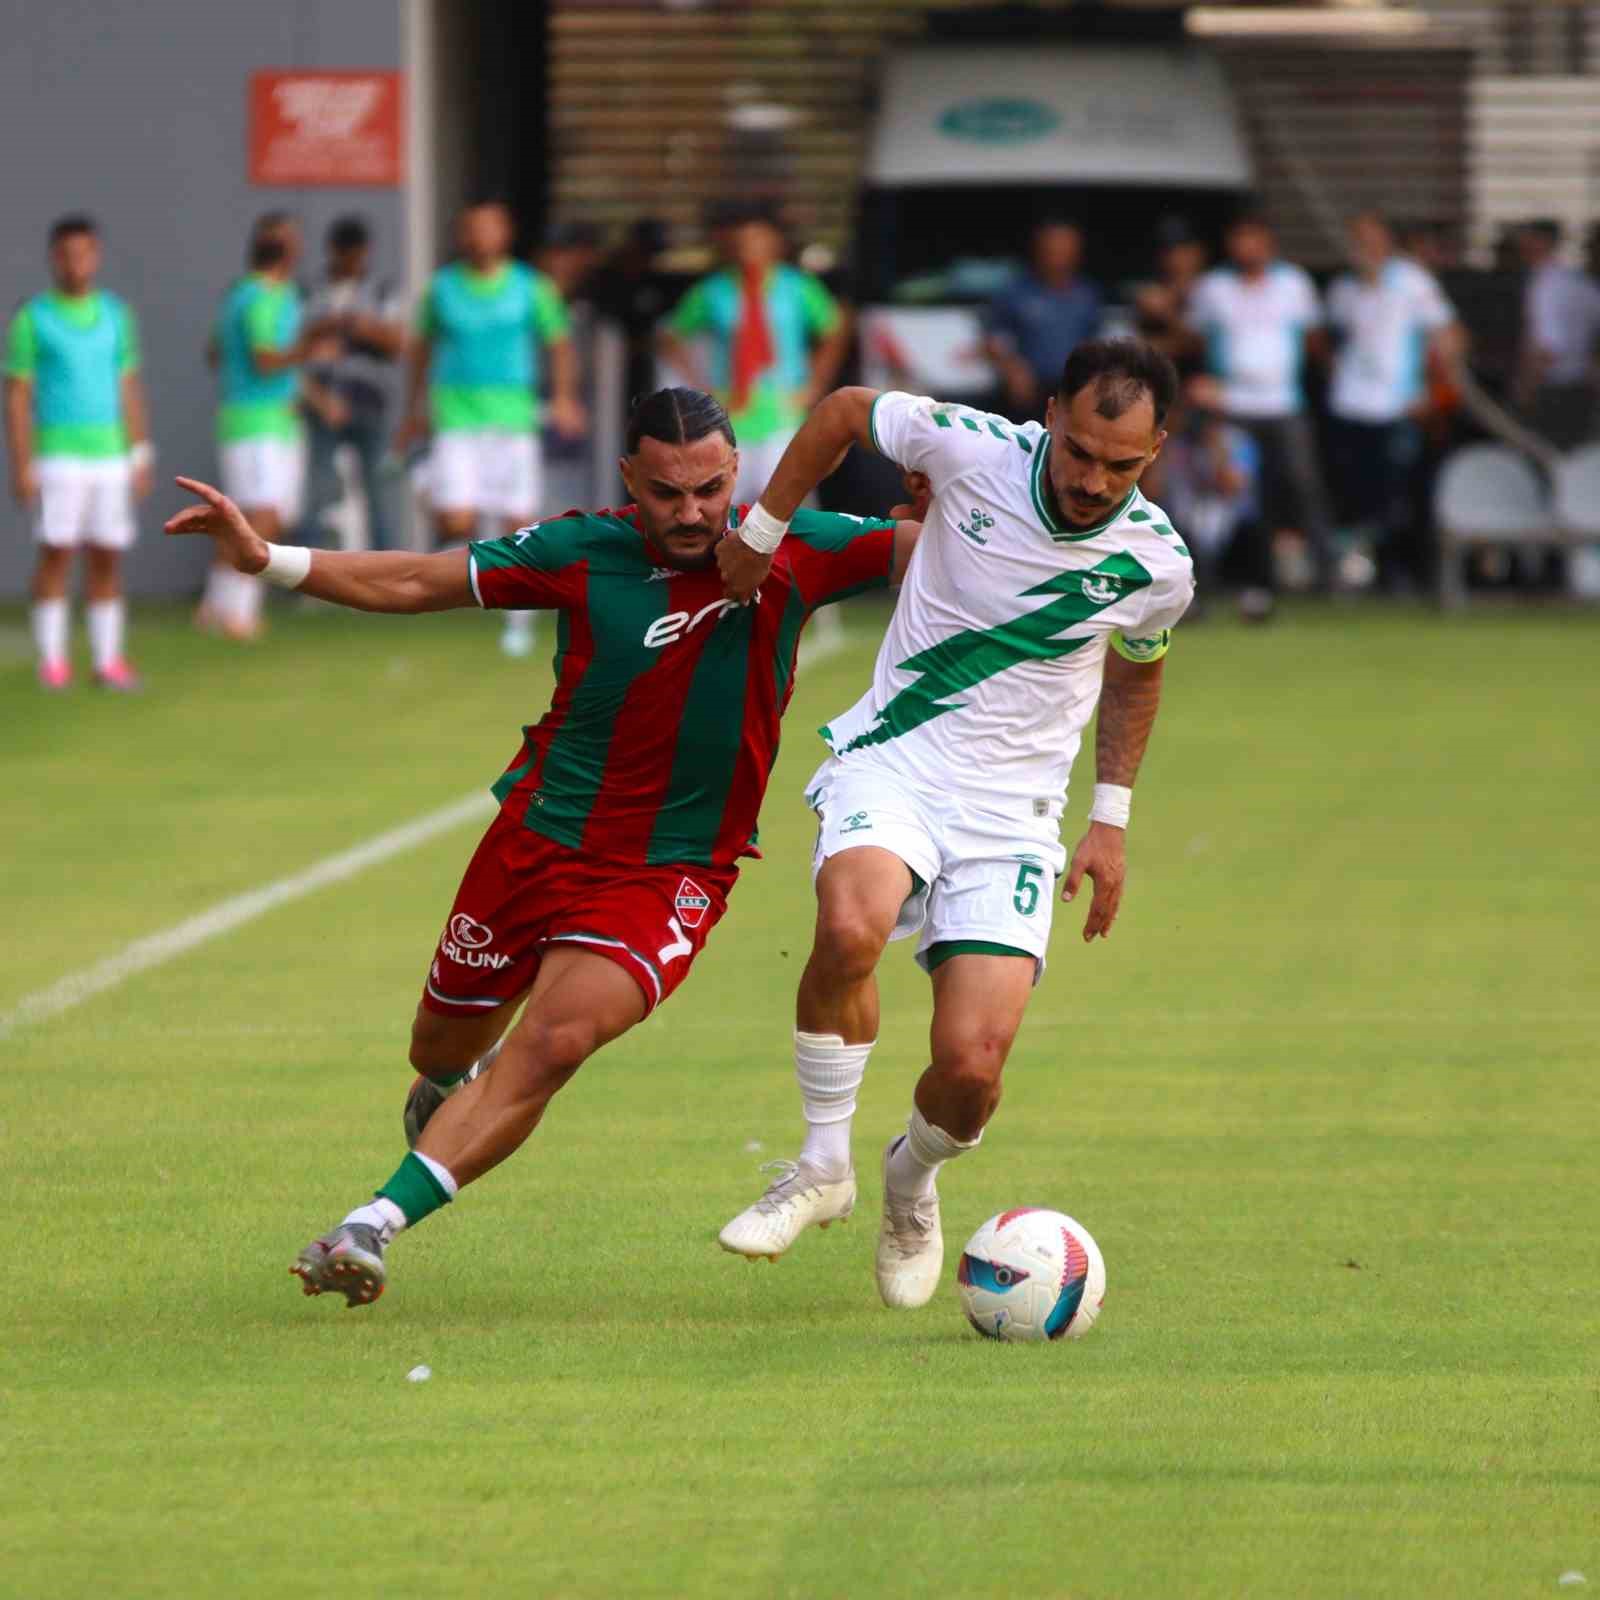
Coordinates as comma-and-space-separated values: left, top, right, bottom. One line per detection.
1029, 437, 1137, 542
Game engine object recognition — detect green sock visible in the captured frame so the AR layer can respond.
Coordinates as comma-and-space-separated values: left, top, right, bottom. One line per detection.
377, 1151, 453, 1228
425, 1068, 470, 1088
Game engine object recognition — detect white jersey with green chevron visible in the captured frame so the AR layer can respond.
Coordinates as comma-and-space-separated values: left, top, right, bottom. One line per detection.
819, 390, 1194, 809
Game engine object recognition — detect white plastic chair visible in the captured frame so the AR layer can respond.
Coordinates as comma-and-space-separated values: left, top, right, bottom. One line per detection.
1434, 445, 1558, 608
1553, 444, 1600, 599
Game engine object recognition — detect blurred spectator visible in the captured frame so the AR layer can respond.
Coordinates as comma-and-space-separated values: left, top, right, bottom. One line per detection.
1514, 219, 1600, 448
1133, 217, 1208, 378
296, 215, 405, 553
1398, 219, 1459, 276
397, 199, 586, 658
199, 212, 308, 642
1586, 220, 1600, 284
4, 214, 151, 690
588, 218, 674, 428
535, 220, 604, 305
657, 202, 849, 504
1188, 211, 1332, 610
1325, 211, 1464, 591
1159, 388, 1259, 611
982, 219, 1103, 421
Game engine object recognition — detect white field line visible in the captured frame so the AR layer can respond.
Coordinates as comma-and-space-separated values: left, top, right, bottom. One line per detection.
0, 613, 866, 1039
0, 790, 495, 1039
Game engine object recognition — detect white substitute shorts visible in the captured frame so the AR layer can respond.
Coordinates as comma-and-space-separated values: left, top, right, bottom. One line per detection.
220, 437, 304, 523
806, 756, 1067, 980
34, 457, 136, 549
733, 429, 797, 506
429, 431, 540, 522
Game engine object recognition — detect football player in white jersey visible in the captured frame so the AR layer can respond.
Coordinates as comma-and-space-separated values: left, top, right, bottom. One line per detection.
716, 339, 1193, 1308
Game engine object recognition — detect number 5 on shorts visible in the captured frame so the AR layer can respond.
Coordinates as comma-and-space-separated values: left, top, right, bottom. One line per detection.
657, 915, 693, 965
1012, 863, 1043, 917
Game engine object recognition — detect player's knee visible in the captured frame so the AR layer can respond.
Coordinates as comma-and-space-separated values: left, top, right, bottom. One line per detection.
812, 904, 890, 982
932, 1034, 1011, 1114
408, 1008, 474, 1075
515, 1016, 602, 1090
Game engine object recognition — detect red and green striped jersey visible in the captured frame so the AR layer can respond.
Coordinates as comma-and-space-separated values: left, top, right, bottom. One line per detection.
468, 506, 896, 868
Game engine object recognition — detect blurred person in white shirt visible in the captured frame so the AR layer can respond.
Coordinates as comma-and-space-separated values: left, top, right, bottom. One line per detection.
1515, 219, 1600, 448
1325, 211, 1464, 591
1188, 211, 1332, 612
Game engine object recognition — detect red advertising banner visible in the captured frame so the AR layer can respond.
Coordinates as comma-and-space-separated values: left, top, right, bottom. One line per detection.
249, 71, 404, 187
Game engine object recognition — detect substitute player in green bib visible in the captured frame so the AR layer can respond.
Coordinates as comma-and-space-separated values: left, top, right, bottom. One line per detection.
199, 213, 311, 641
4, 215, 151, 690
164, 388, 921, 1308
398, 199, 587, 659
658, 203, 850, 506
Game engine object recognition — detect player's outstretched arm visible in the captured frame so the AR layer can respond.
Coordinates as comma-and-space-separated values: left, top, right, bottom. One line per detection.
165, 476, 475, 614
718, 385, 881, 601
1062, 652, 1168, 942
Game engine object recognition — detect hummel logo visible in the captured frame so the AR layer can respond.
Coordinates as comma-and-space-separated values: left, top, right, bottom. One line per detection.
957, 506, 996, 546
840, 811, 872, 834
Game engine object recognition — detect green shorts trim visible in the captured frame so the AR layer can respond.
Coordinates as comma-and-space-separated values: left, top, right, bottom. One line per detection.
924, 938, 1033, 971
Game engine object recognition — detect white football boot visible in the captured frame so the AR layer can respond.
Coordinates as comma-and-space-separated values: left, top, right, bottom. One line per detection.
875, 1135, 943, 1308
718, 1159, 856, 1263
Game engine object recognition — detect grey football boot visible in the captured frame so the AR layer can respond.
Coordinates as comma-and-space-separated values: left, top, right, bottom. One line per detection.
290, 1223, 387, 1308
403, 1043, 498, 1148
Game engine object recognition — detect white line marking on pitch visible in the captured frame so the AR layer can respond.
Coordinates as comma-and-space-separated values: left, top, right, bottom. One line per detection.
0, 612, 862, 1038
0, 790, 495, 1038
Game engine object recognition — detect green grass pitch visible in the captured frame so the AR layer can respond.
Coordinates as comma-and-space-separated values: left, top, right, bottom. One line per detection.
3, 598, 1596, 1598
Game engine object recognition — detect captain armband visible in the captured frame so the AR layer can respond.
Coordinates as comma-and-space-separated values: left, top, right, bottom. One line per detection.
1110, 628, 1171, 664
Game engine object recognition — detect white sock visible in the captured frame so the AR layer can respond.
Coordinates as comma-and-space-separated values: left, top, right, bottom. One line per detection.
32, 598, 69, 664
201, 564, 230, 613
795, 1029, 874, 1179
414, 1151, 458, 1198
343, 1196, 408, 1242
886, 1103, 981, 1199
231, 570, 264, 627
86, 598, 124, 669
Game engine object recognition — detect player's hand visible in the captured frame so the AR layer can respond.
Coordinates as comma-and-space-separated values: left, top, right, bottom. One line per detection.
1062, 821, 1126, 942
392, 414, 427, 456
547, 393, 588, 440
163, 476, 271, 574
890, 470, 931, 522
11, 461, 38, 506
717, 532, 774, 603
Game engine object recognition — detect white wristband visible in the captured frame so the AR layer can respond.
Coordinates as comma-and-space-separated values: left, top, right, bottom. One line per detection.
737, 501, 789, 555
129, 440, 154, 470
1089, 783, 1132, 829
261, 544, 313, 590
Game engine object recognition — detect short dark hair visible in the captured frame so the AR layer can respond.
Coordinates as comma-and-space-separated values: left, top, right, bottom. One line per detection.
49, 214, 97, 246
328, 214, 370, 253
1228, 208, 1273, 235
1057, 338, 1179, 429
249, 211, 295, 269
1526, 218, 1563, 245
626, 387, 736, 454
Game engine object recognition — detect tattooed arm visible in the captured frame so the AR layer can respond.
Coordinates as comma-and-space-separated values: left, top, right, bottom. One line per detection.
1061, 650, 1168, 942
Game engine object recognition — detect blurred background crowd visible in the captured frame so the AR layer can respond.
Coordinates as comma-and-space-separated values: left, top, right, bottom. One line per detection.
6, 0, 1600, 685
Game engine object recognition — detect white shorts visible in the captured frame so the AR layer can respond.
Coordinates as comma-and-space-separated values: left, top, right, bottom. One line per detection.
34, 458, 135, 549
220, 437, 304, 523
429, 431, 540, 522
806, 756, 1066, 979
734, 429, 796, 506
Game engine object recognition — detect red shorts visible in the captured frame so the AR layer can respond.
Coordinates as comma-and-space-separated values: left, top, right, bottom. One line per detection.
421, 807, 737, 1019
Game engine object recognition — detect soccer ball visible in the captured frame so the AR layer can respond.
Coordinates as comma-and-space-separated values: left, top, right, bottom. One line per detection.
956, 1208, 1105, 1343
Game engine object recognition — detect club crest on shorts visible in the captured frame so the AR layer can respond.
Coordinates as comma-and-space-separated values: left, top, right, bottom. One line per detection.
449, 912, 494, 949
674, 877, 712, 930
